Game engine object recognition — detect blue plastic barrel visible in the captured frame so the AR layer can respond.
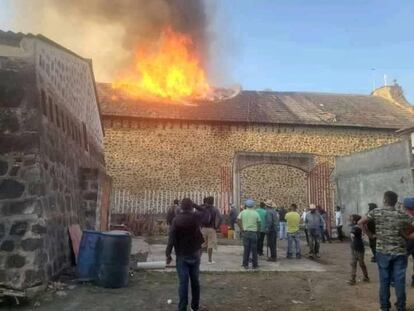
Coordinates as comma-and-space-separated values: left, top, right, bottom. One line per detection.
95, 230, 131, 288
76, 230, 101, 281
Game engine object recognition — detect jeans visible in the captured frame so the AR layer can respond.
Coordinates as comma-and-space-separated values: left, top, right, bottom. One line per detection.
321, 226, 330, 242
287, 231, 301, 257
176, 255, 201, 311
267, 230, 277, 259
279, 222, 287, 240
376, 252, 408, 311
309, 228, 320, 255
242, 231, 258, 268
336, 225, 344, 241
257, 232, 266, 255
350, 249, 368, 281
369, 238, 377, 260
304, 228, 310, 246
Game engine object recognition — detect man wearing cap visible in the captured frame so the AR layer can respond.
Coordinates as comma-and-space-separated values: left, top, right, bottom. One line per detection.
359, 191, 414, 311
237, 199, 261, 269
305, 204, 323, 259
264, 199, 279, 261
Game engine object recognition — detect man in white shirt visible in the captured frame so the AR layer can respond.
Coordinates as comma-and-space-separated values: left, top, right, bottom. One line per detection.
335, 206, 344, 242
301, 208, 310, 246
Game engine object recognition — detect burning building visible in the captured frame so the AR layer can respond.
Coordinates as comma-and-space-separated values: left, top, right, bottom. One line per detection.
0, 31, 108, 294
99, 81, 414, 213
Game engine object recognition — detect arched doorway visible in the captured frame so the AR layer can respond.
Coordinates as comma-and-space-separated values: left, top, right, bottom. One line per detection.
232, 152, 315, 209
240, 164, 308, 208
232, 151, 334, 233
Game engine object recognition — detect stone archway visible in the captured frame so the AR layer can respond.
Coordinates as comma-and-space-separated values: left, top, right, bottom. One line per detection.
232, 152, 315, 208
240, 164, 308, 208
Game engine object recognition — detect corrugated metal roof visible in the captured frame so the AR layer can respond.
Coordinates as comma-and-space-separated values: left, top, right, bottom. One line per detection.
98, 84, 414, 130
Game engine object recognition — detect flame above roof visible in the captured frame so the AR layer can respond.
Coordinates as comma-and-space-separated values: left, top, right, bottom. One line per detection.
98, 83, 414, 130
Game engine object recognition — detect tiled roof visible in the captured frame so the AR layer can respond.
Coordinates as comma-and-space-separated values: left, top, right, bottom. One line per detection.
98, 83, 414, 130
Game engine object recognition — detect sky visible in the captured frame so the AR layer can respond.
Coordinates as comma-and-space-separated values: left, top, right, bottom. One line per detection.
1, 1, 414, 101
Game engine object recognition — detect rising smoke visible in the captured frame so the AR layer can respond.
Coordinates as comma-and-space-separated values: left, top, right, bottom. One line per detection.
8, 0, 211, 82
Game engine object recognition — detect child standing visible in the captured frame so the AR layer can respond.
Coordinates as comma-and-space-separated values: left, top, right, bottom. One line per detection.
348, 214, 369, 285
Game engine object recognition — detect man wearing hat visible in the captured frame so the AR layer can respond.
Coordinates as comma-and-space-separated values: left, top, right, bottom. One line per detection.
237, 199, 261, 269
265, 199, 279, 261
305, 203, 323, 259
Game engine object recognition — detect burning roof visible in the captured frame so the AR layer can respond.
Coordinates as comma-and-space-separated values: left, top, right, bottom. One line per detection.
98, 83, 414, 130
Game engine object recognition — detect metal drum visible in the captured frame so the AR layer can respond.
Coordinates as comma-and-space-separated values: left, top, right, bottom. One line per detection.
95, 230, 131, 288
76, 230, 101, 281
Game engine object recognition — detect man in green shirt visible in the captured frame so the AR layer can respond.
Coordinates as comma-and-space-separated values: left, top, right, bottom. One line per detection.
238, 199, 261, 269
256, 202, 267, 256
285, 204, 301, 259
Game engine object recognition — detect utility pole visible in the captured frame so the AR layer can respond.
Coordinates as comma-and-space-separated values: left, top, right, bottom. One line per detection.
371, 68, 376, 92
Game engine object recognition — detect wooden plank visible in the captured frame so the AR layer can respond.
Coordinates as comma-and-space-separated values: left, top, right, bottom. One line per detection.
68, 224, 82, 263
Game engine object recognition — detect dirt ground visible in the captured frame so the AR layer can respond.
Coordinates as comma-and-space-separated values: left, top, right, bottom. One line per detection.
3, 238, 414, 311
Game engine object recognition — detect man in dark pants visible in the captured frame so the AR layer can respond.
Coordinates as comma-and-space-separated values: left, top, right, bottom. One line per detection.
305, 204, 323, 259
166, 198, 204, 311
238, 199, 261, 269
256, 202, 267, 256
359, 191, 414, 311
335, 206, 344, 242
367, 203, 378, 262
265, 199, 279, 261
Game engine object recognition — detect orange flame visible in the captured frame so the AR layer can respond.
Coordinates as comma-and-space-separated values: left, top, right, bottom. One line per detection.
112, 27, 210, 102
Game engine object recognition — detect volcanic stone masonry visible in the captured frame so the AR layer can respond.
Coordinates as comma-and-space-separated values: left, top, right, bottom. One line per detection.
103, 118, 398, 208
0, 31, 106, 294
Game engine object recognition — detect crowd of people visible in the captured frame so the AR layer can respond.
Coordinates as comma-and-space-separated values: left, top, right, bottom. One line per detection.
164, 191, 414, 311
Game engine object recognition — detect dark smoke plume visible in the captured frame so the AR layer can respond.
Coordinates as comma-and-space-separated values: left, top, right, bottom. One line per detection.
8, 0, 211, 81
51, 0, 209, 58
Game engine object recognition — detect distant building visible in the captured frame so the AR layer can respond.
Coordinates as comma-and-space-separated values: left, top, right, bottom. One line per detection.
0, 31, 108, 294
334, 126, 414, 233
98, 82, 414, 213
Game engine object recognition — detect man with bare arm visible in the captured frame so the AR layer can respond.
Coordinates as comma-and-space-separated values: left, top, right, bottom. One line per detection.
359, 191, 414, 311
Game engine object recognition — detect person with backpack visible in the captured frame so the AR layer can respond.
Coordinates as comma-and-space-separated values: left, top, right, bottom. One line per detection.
167, 199, 180, 226
264, 199, 279, 262
200, 196, 221, 264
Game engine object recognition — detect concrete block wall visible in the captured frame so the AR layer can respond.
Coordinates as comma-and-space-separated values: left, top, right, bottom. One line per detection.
334, 139, 414, 234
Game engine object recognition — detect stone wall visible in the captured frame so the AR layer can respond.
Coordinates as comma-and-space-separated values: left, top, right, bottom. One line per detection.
35, 39, 103, 147
0, 36, 105, 292
240, 164, 307, 209
0, 55, 46, 290
103, 118, 399, 203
